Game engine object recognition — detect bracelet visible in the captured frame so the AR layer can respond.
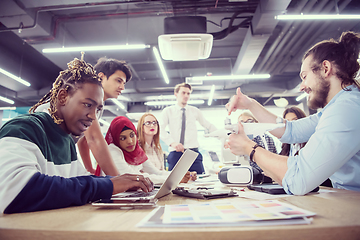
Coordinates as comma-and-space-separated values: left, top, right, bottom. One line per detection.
249, 144, 260, 163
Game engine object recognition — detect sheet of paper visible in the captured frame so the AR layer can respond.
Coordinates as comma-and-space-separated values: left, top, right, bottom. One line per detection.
236, 190, 291, 200
162, 200, 315, 224
137, 206, 313, 228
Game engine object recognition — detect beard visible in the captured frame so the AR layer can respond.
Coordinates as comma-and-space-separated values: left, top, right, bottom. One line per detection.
307, 74, 330, 110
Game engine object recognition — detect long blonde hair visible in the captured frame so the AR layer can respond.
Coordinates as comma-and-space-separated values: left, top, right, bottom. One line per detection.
137, 113, 162, 155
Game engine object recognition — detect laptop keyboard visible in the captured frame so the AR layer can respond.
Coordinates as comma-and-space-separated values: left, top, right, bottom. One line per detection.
122, 190, 158, 198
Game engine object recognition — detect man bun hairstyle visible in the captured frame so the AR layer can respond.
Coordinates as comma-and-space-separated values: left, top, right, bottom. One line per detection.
94, 57, 132, 82
29, 58, 101, 124
303, 31, 360, 89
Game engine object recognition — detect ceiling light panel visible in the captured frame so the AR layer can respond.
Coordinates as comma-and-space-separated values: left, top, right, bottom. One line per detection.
42, 44, 150, 53
0, 68, 31, 87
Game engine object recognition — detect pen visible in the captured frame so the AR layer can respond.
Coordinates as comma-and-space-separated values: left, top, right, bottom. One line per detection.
198, 174, 210, 179
230, 187, 245, 192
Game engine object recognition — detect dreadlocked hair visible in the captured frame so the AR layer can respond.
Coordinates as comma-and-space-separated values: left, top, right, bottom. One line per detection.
29, 58, 101, 124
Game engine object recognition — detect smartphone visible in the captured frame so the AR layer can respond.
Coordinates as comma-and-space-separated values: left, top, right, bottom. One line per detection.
248, 183, 319, 195
208, 151, 220, 162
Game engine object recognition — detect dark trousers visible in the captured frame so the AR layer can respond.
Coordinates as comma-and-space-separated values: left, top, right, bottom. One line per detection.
167, 149, 205, 174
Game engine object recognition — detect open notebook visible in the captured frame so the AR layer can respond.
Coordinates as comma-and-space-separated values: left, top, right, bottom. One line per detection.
92, 149, 198, 207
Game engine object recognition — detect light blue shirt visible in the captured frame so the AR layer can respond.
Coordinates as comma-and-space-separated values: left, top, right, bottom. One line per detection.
280, 85, 360, 195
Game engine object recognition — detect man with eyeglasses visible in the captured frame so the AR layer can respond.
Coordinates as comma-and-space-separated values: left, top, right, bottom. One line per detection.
226, 31, 360, 195
160, 83, 217, 174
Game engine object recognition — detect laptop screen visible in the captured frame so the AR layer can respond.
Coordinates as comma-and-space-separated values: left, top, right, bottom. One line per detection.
110, 149, 199, 200
154, 149, 198, 199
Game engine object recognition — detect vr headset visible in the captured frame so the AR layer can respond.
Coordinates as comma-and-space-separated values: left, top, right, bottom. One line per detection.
218, 166, 272, 185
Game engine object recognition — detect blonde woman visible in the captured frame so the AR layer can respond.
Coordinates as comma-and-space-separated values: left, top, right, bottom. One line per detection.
137, 113, 197, 181
137, 113, 165, 171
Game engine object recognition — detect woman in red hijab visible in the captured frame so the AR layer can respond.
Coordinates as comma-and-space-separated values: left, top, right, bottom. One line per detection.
96, 116, 192, 184
95, 116, 147, 176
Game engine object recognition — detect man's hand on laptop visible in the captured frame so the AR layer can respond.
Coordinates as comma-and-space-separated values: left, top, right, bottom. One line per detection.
110, 174, 154, 195
190, 171, 197, 181
180, 171, 197, 183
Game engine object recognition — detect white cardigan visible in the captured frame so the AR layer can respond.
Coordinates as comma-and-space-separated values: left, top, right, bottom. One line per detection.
143, 142, 164, 171
108, 144, 169, 184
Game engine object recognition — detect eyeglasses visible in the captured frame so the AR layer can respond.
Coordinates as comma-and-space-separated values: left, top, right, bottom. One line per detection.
143, 121, 158, 127
240, 118, 255, 123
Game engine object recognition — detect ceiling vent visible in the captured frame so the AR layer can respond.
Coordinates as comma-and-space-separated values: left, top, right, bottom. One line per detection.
158, 16, 213, 61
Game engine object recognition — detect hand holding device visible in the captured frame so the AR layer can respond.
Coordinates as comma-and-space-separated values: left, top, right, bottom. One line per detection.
225, 122, 285, 137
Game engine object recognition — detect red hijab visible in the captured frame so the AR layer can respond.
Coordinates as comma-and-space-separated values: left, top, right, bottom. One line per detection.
95, 116, 147, 176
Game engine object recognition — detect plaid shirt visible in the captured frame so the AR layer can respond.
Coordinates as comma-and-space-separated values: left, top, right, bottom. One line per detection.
251, 134, 277, 172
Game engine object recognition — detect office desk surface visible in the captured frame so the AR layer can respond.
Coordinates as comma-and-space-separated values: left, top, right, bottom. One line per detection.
1, 187, 360, 240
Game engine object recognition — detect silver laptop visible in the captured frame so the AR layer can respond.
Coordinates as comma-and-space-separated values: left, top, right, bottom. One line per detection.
107, 149, 198, 201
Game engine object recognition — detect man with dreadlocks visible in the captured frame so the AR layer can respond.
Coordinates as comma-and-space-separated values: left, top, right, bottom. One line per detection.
35, 57, 132, 177
0, 58, 153, 214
